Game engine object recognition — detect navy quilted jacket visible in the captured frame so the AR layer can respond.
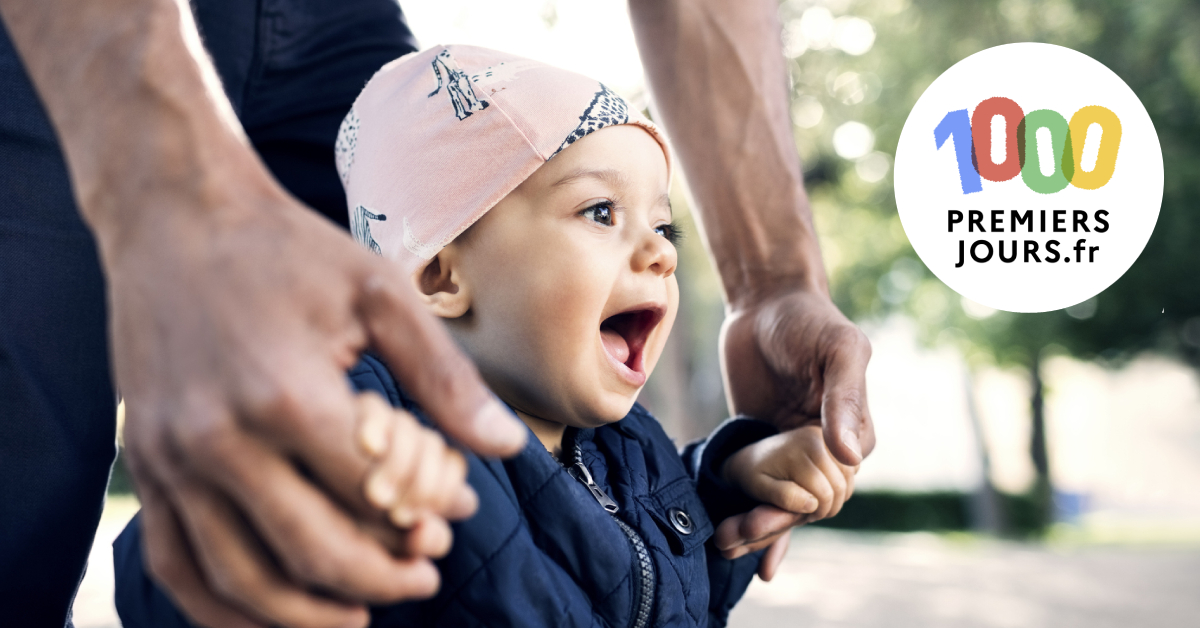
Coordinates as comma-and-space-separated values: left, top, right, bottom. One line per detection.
114, 355, 776, 628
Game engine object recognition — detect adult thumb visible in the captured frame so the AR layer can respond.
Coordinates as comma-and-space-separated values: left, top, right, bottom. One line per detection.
360, 273, 526, 457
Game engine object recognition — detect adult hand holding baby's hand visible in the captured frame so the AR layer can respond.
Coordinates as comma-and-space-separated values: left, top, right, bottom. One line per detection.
721, 289, 874, 466
98, 127, 526, 628
717, 287, 873, 580
716, 425, 858, 575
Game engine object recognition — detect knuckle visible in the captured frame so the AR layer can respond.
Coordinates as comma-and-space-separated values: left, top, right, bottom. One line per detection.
824, 323, 873, 364
284, 550, 334, 588
826, 387, 867, 417
828, 322, 856, 342
145, 544, 186, 587
243, 378, 309, 430
813, 484, 835, 506
360, 270, 406, 309
285, 543, 351, 590
174, 410, 239, 465
835, 323, 870, 349
207, 566, 261, 607
122, 428, 168, 483
786, 491, 810, 513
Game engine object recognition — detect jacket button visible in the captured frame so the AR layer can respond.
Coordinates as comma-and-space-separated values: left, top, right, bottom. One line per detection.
668, 507, 693, 535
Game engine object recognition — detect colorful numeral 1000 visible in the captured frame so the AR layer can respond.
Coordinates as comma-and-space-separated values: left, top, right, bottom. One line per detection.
934, 97, 1121, 195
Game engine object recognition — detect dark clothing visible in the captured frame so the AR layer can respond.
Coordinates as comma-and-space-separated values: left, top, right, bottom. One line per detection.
114, 355, 776, 628
0, 2, 416, 624
0, 23, 114, 623
196, 0, 419, 228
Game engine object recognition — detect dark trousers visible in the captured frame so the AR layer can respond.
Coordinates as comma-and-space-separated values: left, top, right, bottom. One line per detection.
0, 2, 416, 624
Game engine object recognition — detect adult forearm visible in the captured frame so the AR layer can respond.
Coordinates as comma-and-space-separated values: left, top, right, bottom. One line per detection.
632, 1, 875, 570
629, 0, 827, 308
0, 0, 256, 256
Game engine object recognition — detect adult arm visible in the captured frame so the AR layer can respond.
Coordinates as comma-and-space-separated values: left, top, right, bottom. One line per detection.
629, 0, 875, 577
0, 0, 525, 626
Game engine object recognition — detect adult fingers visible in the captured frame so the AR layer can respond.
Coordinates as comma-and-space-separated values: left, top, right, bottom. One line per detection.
195, 424, 441, 603
819, 325, 874, 466
714, 505, 802, 553
757, 534, 791, 581
404, 513, 455, 559
171, 481, 371, 628
359, 271, 526, 457
242, 357, 379, 517
138, 484, 265, 628
721, 530, 789, 560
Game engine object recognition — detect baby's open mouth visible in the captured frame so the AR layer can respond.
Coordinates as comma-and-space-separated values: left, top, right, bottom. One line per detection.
599, 305, 665, 377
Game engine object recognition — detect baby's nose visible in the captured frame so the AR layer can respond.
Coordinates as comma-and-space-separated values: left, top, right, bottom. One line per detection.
631, 229, 678, 277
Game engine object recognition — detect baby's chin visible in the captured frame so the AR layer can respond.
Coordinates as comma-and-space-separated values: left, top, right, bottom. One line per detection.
558, 394, 639, 429
488, 369, 645, 429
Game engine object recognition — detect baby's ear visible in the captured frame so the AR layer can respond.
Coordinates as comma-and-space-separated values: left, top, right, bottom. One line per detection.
415, 247, 471, 318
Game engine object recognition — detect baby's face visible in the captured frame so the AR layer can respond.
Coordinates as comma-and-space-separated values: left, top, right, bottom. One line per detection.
438, 125, 678, 428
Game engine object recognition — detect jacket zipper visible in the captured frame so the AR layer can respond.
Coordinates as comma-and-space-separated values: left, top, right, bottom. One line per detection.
564, 435, 654, 628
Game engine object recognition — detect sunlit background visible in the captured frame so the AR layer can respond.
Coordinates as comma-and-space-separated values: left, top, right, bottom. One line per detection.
75, 0, 1200, 626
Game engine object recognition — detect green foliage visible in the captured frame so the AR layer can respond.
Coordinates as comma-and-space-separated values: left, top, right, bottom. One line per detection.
786, 0, 1200, 368
812, 488, 1052, 537
811, 490, 972, 532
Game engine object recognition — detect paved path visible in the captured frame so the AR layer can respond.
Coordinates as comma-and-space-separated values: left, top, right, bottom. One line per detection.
729, 528, 1200, 628
76, 504, 1200, 628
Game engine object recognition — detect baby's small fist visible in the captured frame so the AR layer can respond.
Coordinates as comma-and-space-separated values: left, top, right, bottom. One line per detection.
723, 425, 857, 524
355, 392, 478, 528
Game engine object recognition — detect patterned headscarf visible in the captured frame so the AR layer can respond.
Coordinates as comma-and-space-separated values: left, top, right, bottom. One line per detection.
335, 45, 670, 274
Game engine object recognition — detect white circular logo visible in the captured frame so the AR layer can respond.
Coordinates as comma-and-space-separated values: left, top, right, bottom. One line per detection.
894, 43, 1163, 313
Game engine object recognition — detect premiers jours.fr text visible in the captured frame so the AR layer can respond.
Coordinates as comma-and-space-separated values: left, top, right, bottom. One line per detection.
950, 209, 1109, 268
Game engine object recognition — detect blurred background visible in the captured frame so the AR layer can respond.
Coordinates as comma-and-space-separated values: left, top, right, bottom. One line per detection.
76, 0, 1200, 626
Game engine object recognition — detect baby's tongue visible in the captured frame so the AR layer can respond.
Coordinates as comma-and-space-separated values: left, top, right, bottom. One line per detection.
601, 328, 630, 364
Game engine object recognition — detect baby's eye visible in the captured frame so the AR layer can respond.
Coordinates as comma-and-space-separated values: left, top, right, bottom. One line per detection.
581, 201, 614, 226
655, 221, 684, 248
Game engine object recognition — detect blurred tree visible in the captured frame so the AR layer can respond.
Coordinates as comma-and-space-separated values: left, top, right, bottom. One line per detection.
781, 0, 1200, 531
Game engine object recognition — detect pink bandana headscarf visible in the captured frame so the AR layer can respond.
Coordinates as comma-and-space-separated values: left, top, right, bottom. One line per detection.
335, 45, 670, 274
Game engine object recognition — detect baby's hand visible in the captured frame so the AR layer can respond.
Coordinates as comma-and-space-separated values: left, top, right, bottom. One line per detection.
355, 392, 478, 555
723, 425, 858, 524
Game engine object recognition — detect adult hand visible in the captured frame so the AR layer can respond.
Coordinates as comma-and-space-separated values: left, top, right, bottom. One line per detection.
716, 287, 874, 579
112, 161, 526, 628
0, 0, 526, 626
629, 0, 876, 582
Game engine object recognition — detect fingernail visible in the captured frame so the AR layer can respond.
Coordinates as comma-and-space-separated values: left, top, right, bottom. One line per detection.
841, 428, 863, 462
479, 400, 526, 451
366, 472, 397, 508
390, 505, 417, 528
360, 409, 390, 457
803, 497, 819, 514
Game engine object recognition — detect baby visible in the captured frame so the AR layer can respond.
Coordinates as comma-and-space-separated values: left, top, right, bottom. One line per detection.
114, 45, 856, 628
